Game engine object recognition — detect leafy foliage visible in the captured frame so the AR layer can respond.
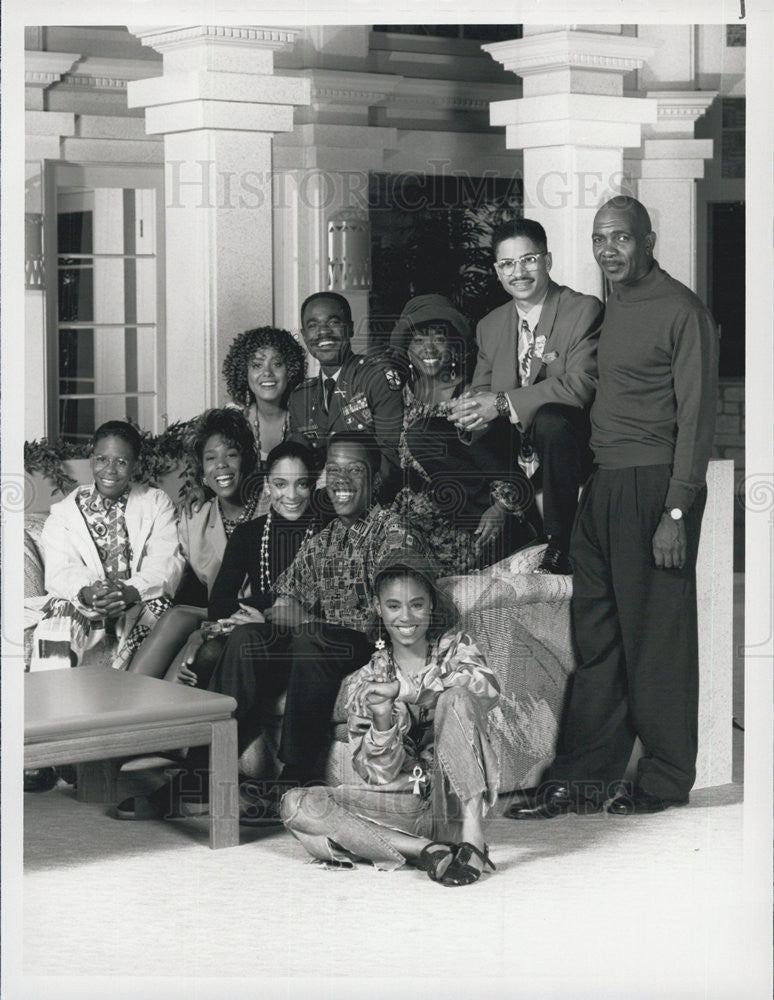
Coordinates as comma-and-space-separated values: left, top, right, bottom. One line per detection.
24, 418, 198, 498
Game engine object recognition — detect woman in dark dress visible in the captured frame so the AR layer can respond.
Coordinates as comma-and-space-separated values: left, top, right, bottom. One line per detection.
172, 440, 323, 687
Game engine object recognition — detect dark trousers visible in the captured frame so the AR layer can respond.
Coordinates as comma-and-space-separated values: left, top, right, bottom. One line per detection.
550, 465, 705, 802
406, 403, 590, 552
530, 403, 592, 550
201, 621, 373, 777
405, 417, 535, 557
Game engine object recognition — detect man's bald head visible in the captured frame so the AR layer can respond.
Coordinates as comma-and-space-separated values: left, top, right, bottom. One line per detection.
595, 196, 653, 236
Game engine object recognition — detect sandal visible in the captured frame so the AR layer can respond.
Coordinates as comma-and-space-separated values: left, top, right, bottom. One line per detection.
438, 842, 495, 887
418, 841, 457, 882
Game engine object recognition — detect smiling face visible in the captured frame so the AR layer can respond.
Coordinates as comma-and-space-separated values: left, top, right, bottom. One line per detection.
591, 205, 655, 285
324, 441, 373, 525
247, 346, 289, 405
91, 435, 138, 500
301, 296, 352, 372
494, 235, 552, 308
267, 456, 312, 521
377, 575, 432, 652
201, 434, 243, 502
408, 324, 455, 379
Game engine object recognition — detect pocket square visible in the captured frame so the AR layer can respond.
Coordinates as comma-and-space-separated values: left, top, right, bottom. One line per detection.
542, 351, 559, 364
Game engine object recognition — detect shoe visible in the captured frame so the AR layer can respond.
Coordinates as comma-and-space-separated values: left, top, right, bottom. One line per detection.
116, 778, 208, 820
533, 540, 571, 575
418, 841, 457, 882
24, 768, 59, 793
438, 842, 495, 887
238, 781, 282, 825
606, 791, 688, 816
505, 784, 601, 819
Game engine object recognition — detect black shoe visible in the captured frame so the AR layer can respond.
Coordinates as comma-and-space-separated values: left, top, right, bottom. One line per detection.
606, 791, 688, 816
238, 781, 282, 825
24, 768, 59, 793
533, 541, 571, 575
505, 784, 600, 819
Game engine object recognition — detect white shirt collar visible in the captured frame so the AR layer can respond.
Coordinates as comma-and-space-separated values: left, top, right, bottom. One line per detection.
515, 289, 549, 328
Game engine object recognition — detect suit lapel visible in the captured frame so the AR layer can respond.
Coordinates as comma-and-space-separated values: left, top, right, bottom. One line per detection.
67, 491, 105, 575
527, 282, 560, 385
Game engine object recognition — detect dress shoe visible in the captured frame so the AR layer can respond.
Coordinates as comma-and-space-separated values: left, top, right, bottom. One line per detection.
533, 540, 572, 575
606, 791, 688, 816
505, 784, 600, 819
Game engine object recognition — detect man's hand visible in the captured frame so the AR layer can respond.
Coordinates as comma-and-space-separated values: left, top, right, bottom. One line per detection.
181, 485, 207, 518
446, 391, 500, 431
652, 513, 687, 570
474, 503, 507, 551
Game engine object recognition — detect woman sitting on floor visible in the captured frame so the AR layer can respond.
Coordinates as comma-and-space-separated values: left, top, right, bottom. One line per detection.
30, 420, 184, 672
280, 552, 500, 887
172, 439, 323, 689
128, 407, 263, 680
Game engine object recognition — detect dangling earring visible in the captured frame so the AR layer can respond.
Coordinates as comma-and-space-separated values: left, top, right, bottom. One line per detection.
450, 355, 457, 380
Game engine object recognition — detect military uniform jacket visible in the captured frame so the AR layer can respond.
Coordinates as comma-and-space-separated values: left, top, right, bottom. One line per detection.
288, 349, 404, 484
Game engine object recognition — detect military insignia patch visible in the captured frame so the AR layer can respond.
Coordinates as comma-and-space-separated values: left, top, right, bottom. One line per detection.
384, 368, 402, 391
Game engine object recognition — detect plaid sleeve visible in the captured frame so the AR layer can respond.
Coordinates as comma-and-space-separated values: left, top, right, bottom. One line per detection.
272, 532, 323, 612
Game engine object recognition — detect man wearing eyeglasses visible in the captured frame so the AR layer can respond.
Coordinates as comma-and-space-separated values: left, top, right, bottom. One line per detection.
448, 219, 603, 574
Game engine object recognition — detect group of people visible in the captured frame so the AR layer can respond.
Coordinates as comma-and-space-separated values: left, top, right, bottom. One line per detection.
28, 195, 718, 885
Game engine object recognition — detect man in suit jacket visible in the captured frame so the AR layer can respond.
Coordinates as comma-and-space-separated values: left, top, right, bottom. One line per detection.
449, 218, 603, 573
288, 292, 404, 501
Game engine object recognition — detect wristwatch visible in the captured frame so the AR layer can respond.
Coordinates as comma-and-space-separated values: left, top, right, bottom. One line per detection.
666, 507, 684, 521
494, 392, 509, 417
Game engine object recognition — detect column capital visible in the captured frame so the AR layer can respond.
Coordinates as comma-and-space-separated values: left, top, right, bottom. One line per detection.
129, 25, 300, 72
642, 90, 718, 138
126, 26, 310, 137
25, 51, 81, 109
483, 29, 655, 96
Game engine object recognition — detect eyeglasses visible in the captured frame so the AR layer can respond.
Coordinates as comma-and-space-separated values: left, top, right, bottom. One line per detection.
93, 455, 132, 471
494, 252, 548, 275
325, 462, 369, 480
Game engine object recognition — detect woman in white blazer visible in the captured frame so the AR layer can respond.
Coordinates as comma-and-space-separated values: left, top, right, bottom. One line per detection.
30, 421, 184, 671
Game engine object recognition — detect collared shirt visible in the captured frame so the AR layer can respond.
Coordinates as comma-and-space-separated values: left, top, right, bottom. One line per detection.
507, 292, 549, 427
273, 504, 429, 632
75, 484, 132, 581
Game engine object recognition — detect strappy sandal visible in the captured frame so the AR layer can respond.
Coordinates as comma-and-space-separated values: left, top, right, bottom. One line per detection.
438, 842, 495, 887
418, 841, 457, 882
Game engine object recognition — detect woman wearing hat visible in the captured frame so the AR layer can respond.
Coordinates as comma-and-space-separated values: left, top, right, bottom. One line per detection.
390, 295, 532, 569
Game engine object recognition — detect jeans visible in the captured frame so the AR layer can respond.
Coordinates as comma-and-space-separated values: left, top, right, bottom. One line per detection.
281, 687, 499, 870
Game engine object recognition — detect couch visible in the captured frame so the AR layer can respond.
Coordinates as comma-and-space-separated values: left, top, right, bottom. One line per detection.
24, 512, 576, 793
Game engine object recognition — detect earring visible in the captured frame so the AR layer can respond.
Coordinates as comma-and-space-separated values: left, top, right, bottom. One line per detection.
450, 356, 457, 380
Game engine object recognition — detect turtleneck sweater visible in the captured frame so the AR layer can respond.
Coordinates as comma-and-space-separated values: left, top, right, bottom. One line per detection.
590, 261, 719, 512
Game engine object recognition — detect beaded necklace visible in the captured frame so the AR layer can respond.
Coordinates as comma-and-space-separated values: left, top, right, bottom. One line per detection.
259, 507, 317, 593
219, 489, 260, 538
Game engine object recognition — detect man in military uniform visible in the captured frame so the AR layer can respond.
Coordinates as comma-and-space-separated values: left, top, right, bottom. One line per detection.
288, 292, 404, 501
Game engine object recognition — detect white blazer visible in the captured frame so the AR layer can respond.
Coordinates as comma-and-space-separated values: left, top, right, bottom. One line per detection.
40, 483, 185, 604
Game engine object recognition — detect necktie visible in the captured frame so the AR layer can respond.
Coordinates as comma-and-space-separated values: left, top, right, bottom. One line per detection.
324, 376, 336, 413
519, 318, 534, 384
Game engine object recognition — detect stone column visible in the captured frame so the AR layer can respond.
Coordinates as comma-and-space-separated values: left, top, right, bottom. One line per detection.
126, 26, 310, 420
273, 70, 400, 357
624, 92, 716, 291
483, 29, 657, 297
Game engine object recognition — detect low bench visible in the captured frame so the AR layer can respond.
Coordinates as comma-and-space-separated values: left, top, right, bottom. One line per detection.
24, 666, 240, 849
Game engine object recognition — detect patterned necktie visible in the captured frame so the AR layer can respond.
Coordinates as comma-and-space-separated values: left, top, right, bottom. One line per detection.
519, 318, 534, 384
324, 376, 336, 413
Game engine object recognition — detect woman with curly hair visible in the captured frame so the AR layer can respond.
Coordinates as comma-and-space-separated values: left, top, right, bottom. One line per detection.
128, 407, 263, 679
223, 325, 306, 461
184, 327, 307, 517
